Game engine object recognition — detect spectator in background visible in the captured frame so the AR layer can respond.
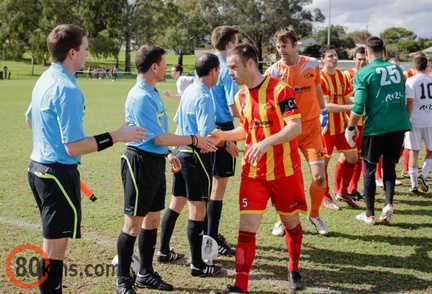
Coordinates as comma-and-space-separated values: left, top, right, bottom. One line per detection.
163, 64, 194, 99
114, 66, 119, 80
87, 66, 92, 79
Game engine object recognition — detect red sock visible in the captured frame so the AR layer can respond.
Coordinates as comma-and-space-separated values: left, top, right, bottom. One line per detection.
349, 160, 363, 194
376, 157, 382, 178
403, 148, 409, 173
285, 223, 303, 271
324, 165, 331, 200
339, 161, 355, 196
234, 230, 256, 293
334, 161, 343, 194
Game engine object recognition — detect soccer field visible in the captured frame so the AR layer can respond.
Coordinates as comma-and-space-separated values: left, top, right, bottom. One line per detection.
0, 77, 431, 293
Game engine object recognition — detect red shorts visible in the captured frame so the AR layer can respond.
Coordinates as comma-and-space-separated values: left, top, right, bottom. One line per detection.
239, 167, 308, 216
322, 131, 357, 156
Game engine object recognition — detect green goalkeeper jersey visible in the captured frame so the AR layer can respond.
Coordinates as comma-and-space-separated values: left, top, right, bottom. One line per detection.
352, 58, 410, 136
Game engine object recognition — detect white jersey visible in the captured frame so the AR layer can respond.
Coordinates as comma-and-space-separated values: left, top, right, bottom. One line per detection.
176, 76, 194, 96
406, 73, 432, 128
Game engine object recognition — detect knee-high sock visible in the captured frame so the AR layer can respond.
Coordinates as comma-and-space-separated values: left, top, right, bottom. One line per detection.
382, 157, 396, 206
403, 148, 409, 173
159, 208, 179, 254
339, 161, 356, 196
39, 258, 63, 294
309, 181, 325, 218
284, 223, 303, 272
138, 228, 157, 275
187, 219, 204, 268
117, 231, 137, 277
363, 160, 377, 217
349, 159, 363, 194
409, 167, 418, 190
234, 230, 256, 294
334, 161, 343, 194
207, 200, 223, 240
324, 164, 331, 199
376, 157, 382, 179
421, 158, 432, 178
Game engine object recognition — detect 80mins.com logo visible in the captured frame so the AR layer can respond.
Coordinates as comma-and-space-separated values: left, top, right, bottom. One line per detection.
6, 244, 117, 289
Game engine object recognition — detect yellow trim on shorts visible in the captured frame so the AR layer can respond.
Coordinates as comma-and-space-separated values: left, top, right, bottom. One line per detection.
33, 171, 79, 239
277, 209, 308, 216
121, 154, 139, 216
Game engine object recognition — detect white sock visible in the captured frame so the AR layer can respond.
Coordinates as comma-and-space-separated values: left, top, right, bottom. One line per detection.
409, 167, 418, 189
421, 158, 432, 178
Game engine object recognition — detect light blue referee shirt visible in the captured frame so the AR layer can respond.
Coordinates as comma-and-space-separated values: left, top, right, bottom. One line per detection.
29, 62, 86, 165
174, 79, 215, 137
210, 54, 238, 124
125, 78, 169, 154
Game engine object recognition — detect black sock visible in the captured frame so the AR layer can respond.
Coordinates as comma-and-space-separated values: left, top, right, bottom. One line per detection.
138, 228, 157, 275
363, 160, 377, 217
207, 200, 223, 240
382, 158, 396, 205
160, 208, 179, 254
187, 219, 204, 268
117, 231, 137, 277
39, 258, 63, 294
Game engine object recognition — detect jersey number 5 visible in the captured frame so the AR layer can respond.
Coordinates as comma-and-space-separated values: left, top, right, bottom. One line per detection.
375, 65, 401, 86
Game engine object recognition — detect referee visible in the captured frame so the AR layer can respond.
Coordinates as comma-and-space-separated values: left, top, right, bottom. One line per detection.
26, 24, 148, 294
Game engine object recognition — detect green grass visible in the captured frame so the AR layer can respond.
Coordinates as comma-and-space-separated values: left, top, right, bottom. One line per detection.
0, 74, 431, 293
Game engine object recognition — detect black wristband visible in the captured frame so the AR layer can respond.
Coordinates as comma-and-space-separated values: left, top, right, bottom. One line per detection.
94, 132, 113, 151
165, 149, 172, 157
189, 135, 194, 147
347, 126, 355, 131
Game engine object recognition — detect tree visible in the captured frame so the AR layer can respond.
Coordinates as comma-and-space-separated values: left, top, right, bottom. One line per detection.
203, 0, 325, 72
316, 25, 356, 59
347, 30, 371, 44
158, 0, 213, 65
380, 27, 416, 45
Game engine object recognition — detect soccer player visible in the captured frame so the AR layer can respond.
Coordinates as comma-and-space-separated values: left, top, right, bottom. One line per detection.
158, 53, 223, 277
345, 36, 410, 225
266, 27, 330, 236
319, 45, 359, 209
26, 24, 148, 293
206, 26, 240, 255
405, 55, 432, 193
116, 45, 217, 293
163, 64, 193, 99
210, 43, 307, 293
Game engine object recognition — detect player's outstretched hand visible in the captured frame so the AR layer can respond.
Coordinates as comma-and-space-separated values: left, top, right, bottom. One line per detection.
196, 134, 218, 152
113, 122, 148, 144
163, 90, 171, 98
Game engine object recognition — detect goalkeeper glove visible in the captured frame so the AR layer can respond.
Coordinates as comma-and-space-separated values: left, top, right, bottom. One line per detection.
320, 108, 329, 135
345, 125, 359, 147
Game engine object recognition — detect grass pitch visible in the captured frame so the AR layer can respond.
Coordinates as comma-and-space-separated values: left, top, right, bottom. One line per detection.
0, 75, 431, 293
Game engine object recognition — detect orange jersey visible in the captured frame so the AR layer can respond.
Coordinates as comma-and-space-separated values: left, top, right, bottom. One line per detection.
236, 76, 301, 181
266, 56, 321, 123
320, 69, 353, 135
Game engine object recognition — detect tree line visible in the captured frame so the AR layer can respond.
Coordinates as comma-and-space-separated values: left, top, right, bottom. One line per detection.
0, 0, 430, 73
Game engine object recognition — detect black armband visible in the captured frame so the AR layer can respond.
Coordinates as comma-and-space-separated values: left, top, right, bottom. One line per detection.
347, 125, 355, 131
94, 132, 113, 151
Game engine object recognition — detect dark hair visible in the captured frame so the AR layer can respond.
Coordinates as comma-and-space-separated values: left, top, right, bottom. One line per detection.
172, 64, 183, 74
211, 26, 239, 51
195, 53, 220, 77
47, 24, 86, 62
273, 26, 298, 45
227, 43, 259, 65
354, 47, 365, 57
319, 45, 336, 58
365, 36, 384, 55
135, 44, 165, 74
414, 56, 428, 71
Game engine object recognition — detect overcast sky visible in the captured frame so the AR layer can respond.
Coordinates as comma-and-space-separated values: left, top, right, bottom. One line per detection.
304, 0, 432, 39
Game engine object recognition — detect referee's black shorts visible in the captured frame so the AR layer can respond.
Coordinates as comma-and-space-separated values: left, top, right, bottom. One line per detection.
121, 147, 166, 216
27, 161, 81, 239
172, 146, 212, 202
211, 121, 236, 178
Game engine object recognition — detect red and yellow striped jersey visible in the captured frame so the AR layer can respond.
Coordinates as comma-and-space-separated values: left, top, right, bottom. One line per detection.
403, 68, 415, 82
343, 67, 363, 127
320, 69, 353, 135
236, 76, 301, 181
